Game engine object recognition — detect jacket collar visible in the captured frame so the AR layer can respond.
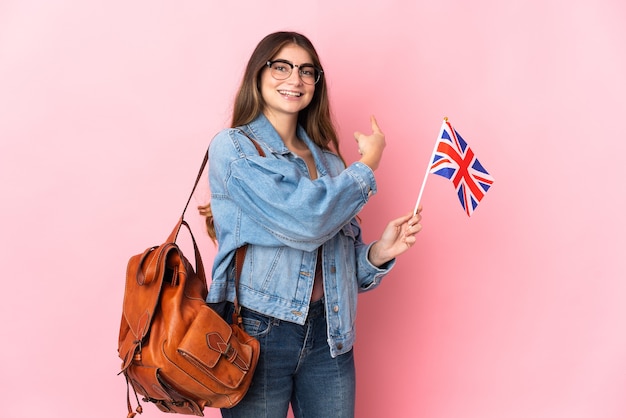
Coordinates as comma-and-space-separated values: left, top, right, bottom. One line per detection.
243, 114, 330, 176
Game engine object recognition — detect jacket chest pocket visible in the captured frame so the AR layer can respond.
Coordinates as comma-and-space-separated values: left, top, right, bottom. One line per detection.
337, 224, 357, 276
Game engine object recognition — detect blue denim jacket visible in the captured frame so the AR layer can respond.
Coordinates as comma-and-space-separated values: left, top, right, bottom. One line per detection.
206, 114, 395, 357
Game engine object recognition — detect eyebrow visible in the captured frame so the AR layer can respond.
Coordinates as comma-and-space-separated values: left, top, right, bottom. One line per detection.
272, 58, 316, 67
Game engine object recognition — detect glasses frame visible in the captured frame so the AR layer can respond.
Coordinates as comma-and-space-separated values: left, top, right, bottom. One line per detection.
265, 59, 323, 85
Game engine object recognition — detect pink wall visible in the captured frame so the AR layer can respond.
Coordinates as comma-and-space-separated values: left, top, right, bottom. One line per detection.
1, 1, 625, 417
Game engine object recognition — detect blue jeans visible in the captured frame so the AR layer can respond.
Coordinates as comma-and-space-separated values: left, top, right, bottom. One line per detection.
221, 298, 356, 418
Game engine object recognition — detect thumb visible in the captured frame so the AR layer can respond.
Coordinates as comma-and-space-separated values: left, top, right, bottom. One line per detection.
391, 212, 413, 227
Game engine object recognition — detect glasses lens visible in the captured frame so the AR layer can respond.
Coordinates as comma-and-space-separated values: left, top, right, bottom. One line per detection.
269, 61, 292, 80
298, 65, 319, 85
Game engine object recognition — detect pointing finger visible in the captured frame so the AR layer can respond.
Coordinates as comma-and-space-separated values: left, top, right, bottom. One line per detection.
370, 115, 383, 134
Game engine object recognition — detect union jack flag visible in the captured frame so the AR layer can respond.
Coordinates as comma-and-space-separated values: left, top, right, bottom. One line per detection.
429, 119, 494, 216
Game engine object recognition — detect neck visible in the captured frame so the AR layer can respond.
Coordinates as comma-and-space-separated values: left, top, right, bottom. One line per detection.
263, 110, 300, 147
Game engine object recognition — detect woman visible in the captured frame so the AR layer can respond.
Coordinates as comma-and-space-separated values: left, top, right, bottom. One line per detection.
201, 31, 423, 418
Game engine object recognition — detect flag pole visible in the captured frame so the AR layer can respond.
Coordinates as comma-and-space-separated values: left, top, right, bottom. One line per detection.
413, 117, 448, 215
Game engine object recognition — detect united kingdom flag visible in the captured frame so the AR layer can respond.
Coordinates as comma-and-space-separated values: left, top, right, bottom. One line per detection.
429, 119, 494, 216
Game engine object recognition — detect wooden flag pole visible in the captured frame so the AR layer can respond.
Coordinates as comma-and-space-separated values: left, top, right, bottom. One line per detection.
413, 117, 448, 215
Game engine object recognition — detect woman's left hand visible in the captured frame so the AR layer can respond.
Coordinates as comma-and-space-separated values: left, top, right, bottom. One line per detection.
368, 208, 423, 267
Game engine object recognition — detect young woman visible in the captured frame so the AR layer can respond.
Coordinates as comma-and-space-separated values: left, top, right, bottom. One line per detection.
200, 31, 423, 418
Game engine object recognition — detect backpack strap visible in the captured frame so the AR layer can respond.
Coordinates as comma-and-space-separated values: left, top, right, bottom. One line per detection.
177, 128, 266, 319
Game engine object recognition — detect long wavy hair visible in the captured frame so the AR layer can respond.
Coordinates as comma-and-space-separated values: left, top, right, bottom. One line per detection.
199, 31, 344, 242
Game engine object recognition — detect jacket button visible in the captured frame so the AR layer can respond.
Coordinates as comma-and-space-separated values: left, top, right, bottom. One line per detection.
330, 266, 336, 273
336, 343, 343, 350
333, 305, 339, 313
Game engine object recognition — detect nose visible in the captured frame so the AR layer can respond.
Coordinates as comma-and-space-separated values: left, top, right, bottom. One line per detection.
286, 65, 304, 84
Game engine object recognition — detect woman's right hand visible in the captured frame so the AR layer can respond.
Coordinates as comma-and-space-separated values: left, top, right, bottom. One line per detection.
354, 115, 386, 171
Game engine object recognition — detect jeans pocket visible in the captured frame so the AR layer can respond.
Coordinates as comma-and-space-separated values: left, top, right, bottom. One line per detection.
239, 307, 273, 338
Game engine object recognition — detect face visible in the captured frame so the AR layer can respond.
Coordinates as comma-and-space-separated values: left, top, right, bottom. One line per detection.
261, 44, 316, 121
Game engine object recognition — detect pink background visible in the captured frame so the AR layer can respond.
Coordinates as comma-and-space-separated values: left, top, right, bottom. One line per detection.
1, 1, 625, 417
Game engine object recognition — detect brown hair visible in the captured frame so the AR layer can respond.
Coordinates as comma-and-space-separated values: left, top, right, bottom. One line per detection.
200, 31, 344, 242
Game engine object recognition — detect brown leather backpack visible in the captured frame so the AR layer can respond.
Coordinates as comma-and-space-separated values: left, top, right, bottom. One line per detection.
118, 136, 263, 417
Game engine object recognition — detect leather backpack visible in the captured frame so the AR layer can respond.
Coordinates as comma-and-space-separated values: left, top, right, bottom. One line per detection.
118, 134, 264, 417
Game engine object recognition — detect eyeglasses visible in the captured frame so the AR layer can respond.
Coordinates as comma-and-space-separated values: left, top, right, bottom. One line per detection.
266, 59, 323, 85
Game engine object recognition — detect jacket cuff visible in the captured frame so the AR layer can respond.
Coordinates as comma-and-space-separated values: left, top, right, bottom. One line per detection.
347, 162, 377, 200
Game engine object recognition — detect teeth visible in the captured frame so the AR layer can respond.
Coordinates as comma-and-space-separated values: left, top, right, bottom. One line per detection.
278, 90, 302, 97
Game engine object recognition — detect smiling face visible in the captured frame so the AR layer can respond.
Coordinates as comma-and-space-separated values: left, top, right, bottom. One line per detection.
261, 43, 316, 123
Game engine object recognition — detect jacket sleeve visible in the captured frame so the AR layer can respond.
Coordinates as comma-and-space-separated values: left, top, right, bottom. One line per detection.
209, 129, 377, 250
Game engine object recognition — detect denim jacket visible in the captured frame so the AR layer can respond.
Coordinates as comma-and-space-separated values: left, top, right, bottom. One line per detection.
206, 114, 395, 357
